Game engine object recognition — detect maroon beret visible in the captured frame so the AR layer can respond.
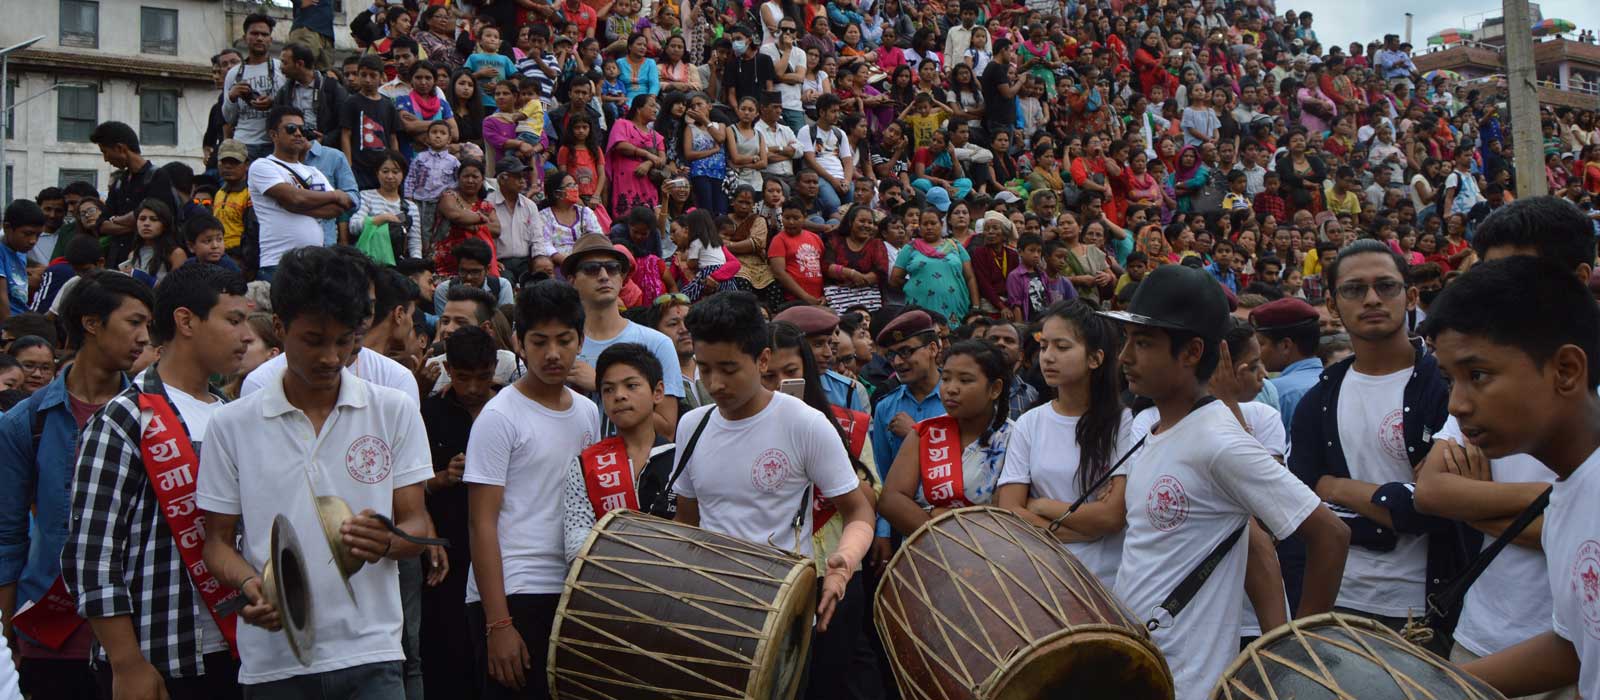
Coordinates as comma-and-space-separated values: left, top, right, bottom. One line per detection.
876, 310, 936, 347
773, 305, 840, 336
1249, 298, 1320, 332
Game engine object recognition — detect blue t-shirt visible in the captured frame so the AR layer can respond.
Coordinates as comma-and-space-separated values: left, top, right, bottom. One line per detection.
579, 321, 685, 399
465, 52, 519, 108
2, 247, 28, 315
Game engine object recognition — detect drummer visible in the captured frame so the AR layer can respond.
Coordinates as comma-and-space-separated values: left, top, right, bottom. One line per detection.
994, 300, 1132, 590
879, 339, 1014, 536
1422, 256, 1600, 700
1099, 265, 1350, 700
672, 292, 875, 698
561, 342, 677, 562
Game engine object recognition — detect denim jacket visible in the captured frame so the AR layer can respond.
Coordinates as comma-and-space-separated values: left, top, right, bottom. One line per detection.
1288, 344, 1481, 633
0, 367, 130, 618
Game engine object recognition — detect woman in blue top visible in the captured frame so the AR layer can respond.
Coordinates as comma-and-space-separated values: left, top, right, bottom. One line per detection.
682, 93, 729, 215
618, 33, 661, 101
891, 206, 980, 327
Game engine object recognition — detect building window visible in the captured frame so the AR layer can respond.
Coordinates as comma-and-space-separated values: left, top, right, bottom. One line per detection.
57, 85, 98, 143
60, 0, 99, 49
140, 7, 178, 55
4, 81, 13, 139
3, 166, 11, 208
59, 169, 99, 190
139, 90, 178, 146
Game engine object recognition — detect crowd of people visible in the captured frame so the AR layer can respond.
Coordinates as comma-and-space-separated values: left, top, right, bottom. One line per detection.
2, 0, 1600, 699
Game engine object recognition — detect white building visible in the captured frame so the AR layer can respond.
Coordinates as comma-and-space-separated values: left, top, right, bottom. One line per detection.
1, 0, 360, 206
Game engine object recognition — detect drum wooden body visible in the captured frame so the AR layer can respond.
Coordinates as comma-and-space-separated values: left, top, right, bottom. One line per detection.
1210, 613, 1507, 700
875, 506, 1174, 700
549, 510, 817, 700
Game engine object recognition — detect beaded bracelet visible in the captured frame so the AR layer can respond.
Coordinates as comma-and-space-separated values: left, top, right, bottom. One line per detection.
485, 617, 515, 637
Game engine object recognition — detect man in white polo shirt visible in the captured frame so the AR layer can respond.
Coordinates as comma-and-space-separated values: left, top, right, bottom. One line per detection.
197, 246, 435, 698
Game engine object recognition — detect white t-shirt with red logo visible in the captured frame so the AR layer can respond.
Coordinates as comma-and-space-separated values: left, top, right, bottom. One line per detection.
1115, 400, 1320, 700
463, 385, 599, 602
1334, 367, 1428, 618
1434, 415, 1557, 658
673, 392, 860, 557
1546, 445, 1600, 699
195, 371, 434, 684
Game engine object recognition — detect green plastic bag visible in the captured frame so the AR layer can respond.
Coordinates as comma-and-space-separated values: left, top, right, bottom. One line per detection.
356, 219, 397, 266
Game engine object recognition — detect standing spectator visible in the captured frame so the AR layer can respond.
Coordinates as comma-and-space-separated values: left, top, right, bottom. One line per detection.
204, 49, 244, 173
90, 121, 178, 268
488, 159, 545, 283
416, 6, 464, 71
249, 107, 352, 282
302, 133, 362, 248
287, 0, 336, 71
274, 42, 347, 147
606, 94, 668, 217
434, 160, 501, 277
343, 55, 404, 191
25, 189, 66, 267
221, 14, 287, 159
723, 26, 774, 107
404, 122, 461, 254
212, 140, 256, 260
350, 152, 425, 262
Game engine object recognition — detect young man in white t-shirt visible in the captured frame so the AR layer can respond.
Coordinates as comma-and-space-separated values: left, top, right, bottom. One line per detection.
798, 94, 856, 217
760, 18, 809, 134
465, 280, 599, 700
198, 246, 435, 697
1423, 255, 1600, 700
673, 291, 874, 693
1101, 264, 1348, 700
1414, 196, 1594, 700
64, 262, 253, 698
248, 106, 352, 283
1289, 239, 1463, 652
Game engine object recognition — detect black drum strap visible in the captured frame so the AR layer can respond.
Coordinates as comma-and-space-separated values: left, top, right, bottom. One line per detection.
1049, 396, 1217, 533
1146, 523, 1247, 632
652, 409, 716, 515
1423, 485, 1553, 627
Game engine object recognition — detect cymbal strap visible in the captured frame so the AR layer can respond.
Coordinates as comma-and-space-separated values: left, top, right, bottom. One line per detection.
372, 513, 450, 547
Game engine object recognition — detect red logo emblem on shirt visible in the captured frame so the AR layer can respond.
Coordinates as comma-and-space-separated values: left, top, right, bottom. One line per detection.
751, 449, 794, 494
1378, 408, 1407, 463
346, 435, 393, 484
1145, 475, 1189, 532
1571, 540, 1600, 639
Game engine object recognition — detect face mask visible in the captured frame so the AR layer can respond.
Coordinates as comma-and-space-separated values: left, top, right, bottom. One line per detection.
732, 40, 749, 54
1418, 288, 1441, 305
564, 188, 582, 204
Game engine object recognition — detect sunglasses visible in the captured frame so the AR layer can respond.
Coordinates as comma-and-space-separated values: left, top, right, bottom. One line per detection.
279, 123, 314, 137
576, 260, 624, 276
653, 292, 690, 306
1335, 279, 1406, 302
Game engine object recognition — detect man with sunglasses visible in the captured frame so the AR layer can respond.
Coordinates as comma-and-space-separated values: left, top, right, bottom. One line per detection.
562, 235, 684, 439
865, 309, 945, 572
761, 21, 808, 135
249, 106, 352, 283
1288, 239, 1470, 651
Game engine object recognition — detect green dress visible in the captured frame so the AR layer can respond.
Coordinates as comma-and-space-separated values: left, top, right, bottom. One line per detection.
895, 240, 972, 326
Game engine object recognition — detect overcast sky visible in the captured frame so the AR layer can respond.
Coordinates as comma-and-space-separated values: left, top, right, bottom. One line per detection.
1286, 0, 1600, 50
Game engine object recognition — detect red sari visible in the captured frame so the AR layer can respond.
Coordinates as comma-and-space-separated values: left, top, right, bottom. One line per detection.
433, 190, 500, 277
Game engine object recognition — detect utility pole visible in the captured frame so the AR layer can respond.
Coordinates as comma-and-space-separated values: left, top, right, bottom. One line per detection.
1502, 0, 1547, 198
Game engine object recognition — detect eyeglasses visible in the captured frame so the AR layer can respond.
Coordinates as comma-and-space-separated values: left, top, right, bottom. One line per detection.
1336, 279, 1406, 301
653, 292, 690, 306
576, 260, 624, 277
19, 362, 54, 375
883, 336, 934, 362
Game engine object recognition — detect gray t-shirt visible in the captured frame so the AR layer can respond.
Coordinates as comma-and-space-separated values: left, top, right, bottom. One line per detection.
221, 59, 285, 146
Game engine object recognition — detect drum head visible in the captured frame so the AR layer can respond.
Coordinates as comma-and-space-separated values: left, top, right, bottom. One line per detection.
750, 569, 816, 700
1212, 613, 1506, 700
983, 627, 1175, 700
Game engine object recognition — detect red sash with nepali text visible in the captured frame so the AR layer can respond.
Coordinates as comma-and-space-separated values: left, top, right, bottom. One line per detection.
580, 437, 639, 517
138, 392, 239, 654
918, 416, 971, 509
812, 406, 871, 534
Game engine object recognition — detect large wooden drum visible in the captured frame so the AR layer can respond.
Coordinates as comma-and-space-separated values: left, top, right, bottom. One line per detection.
1210, 613, 1506, 700
548, 510, 817, 700
875, 506, 1174, 700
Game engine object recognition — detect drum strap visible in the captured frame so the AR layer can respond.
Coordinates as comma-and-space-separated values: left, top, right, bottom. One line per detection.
653, 409, 716, 515
1419, 485, 1553, 634
1145, 523, 1247, 632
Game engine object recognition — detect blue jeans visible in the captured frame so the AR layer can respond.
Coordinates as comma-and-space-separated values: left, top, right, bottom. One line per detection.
399, 556, 424, 700
782, 109, 808, 135
816, 177, 853, 219
242, 661, 404, 700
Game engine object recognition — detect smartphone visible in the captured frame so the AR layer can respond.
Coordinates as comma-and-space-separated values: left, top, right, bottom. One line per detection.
779, 378, 805, 398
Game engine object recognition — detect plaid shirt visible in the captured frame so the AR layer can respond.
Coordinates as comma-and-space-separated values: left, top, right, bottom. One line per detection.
61, 366, 228, 677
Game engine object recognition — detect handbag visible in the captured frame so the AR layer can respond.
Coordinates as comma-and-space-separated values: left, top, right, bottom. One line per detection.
824, 284, 883, 313
1191, 170, 1226, 215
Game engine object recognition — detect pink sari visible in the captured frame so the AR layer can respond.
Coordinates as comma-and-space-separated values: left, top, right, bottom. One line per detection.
606, 118, 665, 216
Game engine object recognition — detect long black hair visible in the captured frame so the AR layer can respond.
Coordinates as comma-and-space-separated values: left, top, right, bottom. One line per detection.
943, 339, 1012, 447
1037, 300, 1124, 496
770, 321, 866, 470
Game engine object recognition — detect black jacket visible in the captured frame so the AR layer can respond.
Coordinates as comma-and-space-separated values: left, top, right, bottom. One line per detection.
273, 72, 346, 147
1288, 343, 1483, 636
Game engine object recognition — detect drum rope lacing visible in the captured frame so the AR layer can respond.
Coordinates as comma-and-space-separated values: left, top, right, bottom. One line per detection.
1213, 614, 1499, 700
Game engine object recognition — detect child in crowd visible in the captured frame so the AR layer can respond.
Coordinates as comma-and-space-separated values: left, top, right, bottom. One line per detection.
671, 210, 728, 301
768, 198, 827, 306
556, 115, 608, 207
599, 59, 628, 125
464, 25, 518, 107
121, 198, 187, 284
1006, 234, 1074, 322
211, 139, 255, 269
405, 121, 461, 252
1115, 250, 1148, 294
342, 55, 403, 191
1221, 170, 1252, 213
182, 213, 241, 272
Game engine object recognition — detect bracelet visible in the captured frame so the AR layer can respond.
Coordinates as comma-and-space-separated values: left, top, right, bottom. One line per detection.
485, 617, 515, 637
239, 575, 258, 591
380, 536, 393, 559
